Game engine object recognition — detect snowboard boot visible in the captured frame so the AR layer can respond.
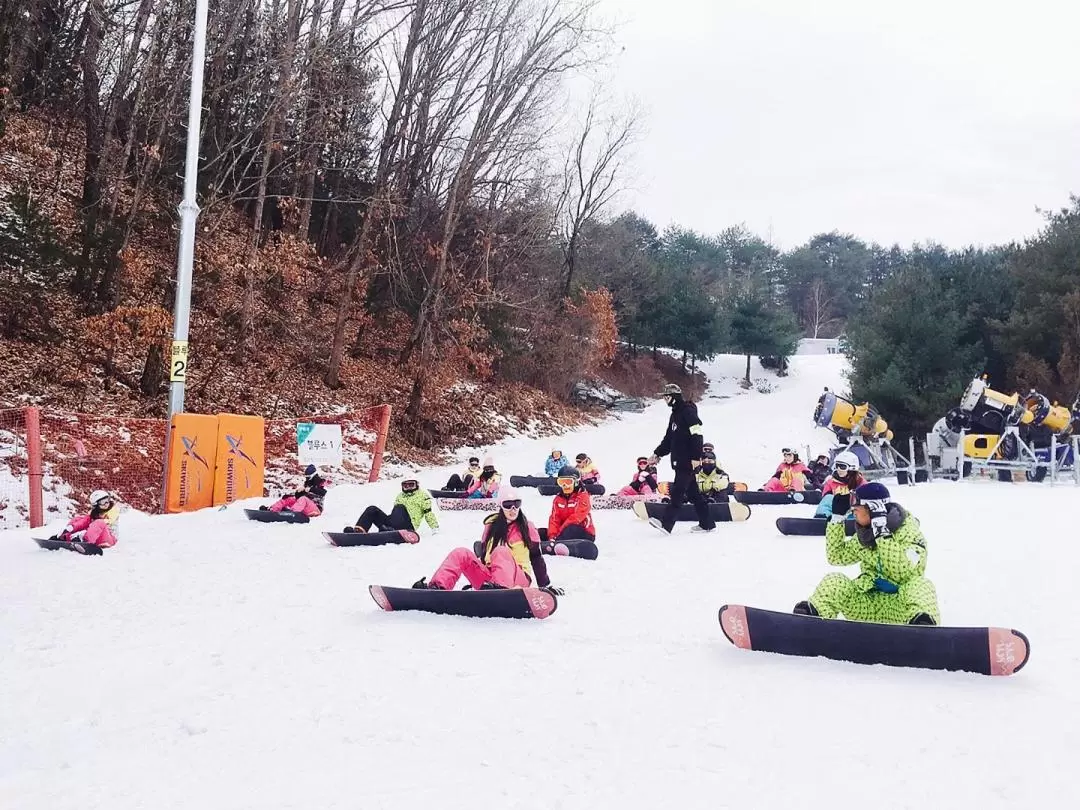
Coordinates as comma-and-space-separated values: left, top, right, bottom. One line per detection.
540, 541, 570, 556
647, 517, 671, 534
258, 505, 269, 511
342, 525, 366, 534
793, 600, 820, 617
909, 612, 936, 626
412, 577, 442, 590
479, 581, 506, 590
690, 524, 716, 533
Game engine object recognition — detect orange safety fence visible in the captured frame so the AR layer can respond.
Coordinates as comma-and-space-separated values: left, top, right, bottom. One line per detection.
0, 404, 392, 529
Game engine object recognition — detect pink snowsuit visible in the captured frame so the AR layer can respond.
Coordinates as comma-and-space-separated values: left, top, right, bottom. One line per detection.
430, 521, 542, 590
62, 507, 119, 548
762, 462, 809, 492
268, 495, 322, 517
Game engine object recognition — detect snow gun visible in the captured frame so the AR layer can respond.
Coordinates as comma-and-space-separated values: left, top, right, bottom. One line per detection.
813, 389, 894, 442
1022, 390, 1077, 439
945, 376, 1032, 436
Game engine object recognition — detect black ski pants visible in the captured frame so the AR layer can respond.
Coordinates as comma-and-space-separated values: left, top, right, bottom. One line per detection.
661, 465, 715, 531
356, 504, 414, 532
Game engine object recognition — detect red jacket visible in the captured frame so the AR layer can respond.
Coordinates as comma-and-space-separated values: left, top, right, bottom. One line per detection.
548, 489, 594, 538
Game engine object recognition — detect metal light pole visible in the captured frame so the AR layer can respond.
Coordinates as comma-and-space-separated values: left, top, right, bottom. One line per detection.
163, 0, 210, 501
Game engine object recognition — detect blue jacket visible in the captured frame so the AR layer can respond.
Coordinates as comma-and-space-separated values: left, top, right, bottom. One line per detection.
544, 453, 566, 477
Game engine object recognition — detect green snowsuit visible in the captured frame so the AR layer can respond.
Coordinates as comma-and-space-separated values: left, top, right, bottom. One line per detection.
808, 504, 940, 624
395, 489, 439, 531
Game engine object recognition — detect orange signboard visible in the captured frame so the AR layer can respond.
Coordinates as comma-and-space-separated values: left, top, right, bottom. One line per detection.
213, 413, 265, 506
165, 413, 219, 513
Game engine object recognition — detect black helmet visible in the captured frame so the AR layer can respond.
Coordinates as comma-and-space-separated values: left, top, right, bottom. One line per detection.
557, 465, 580, 481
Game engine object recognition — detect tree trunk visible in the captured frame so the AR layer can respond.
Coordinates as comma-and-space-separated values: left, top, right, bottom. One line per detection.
72, 0, 105, 298
744, 353, 751, 386
140, 342, 165, 395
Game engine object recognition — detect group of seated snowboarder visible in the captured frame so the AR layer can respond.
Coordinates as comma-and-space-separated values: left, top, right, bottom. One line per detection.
758, 448, 859, 493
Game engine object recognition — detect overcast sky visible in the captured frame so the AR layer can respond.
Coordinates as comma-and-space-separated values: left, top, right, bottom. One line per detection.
592, 0, 1080, 250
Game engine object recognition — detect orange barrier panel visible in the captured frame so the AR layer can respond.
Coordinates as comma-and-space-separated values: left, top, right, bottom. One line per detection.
165, 413, 219, 513
213, 414, 265, 506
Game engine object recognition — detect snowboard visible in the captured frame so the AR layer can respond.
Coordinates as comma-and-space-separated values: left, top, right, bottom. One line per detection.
437, 498, 500, 511
775, 517, 855, 536
472, 534, 598, 561
33, 536, 105, 555
534, 482, 606, 496
717, 604, 1030, 676
632, 499, 751, 523
244, 508, 310, 524
590, 494, 661, 510
369, 584, 558, 620
735, 490, 822, 506
324, 530, 419, 547
428, 489, 468, 498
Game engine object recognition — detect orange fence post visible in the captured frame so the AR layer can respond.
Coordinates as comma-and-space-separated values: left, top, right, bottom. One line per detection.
368, 405, 391, 482
25, 406, 44, 529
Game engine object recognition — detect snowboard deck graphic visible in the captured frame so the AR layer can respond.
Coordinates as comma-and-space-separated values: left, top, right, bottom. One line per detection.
436, 498, 501, 511
532, 482, 606, 496
33, 537, 105, 555
589, 494, 662, 509
735, 490, 823, 506
324, 530, 419, 547
369, 585, 557, 619
244, 508, 310, 524
718, 604, 1030, 676
631, 499, 751, 523
775, 517, 856, 536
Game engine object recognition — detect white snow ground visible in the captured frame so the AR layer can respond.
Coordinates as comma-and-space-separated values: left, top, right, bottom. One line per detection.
2, 353, 1077, 810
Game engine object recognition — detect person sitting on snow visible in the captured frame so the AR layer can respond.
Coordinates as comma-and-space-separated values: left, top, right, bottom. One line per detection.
546, 467, 595, 546
760, 448, 809, 493
814, 451, 868, 517
794, 482, 940, 625
574, 453, 601, 485
465, 457, 501, 499
544, 449, 567, 477
412, 490, 562, 594
264, 464, 329, 517
806, 454, 832, 490
696, 452, 731, 502
50, 490, 120, 548
618, 457, 660, 496
346, 478, 439, 534
444, 456, 482, 491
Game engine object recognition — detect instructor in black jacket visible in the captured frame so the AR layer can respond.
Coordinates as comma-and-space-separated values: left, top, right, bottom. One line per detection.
648, 383, 716, 533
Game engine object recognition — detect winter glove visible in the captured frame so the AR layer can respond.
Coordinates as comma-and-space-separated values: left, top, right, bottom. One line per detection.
830, 493, 851, 522
543, 585, 565, 597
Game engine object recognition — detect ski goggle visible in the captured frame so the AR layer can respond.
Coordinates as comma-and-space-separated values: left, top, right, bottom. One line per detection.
401, 480, 419, 492
501, 499, 522, 510
637, 459, 649, 467
834, 462, 851, 472
575, 456, 588, 463
469, 458, 479, 465
556, 476, 577, 488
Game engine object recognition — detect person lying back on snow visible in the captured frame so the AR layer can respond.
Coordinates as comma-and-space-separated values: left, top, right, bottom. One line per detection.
618, 456, 660, 496
794, 482, 940, 626
51, 490, 120, 548
345, 478, 439, 534
263, 464, 330, 517
466, 457, 502, 499
544, 449, 566, 477
444, 456, 482, 491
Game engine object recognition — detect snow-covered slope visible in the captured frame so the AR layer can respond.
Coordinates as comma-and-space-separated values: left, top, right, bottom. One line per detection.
2, 354, 1076, 810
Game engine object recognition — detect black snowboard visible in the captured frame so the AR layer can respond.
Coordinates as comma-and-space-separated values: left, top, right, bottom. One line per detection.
475, 532, 598, 561
735, 490, 822, 506
775, 517, 856, 536
718, 604, 1030, 676
369, 585, 557, 619
245, 508, 310, 524
33, 537, 104, 555
633, 500, 751, 523
428, 489, 468, 498
325, 530, 419, 547
534, 482, 606, 496
510, 475, 556, 488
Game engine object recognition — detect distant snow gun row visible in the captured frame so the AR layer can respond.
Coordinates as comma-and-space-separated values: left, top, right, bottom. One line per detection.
812, 389, 927, 484
927, 375, 1080, 484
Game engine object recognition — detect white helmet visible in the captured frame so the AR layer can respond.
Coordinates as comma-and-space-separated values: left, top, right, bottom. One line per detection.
89, 490, 112, 507
833, 451, 859, 471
